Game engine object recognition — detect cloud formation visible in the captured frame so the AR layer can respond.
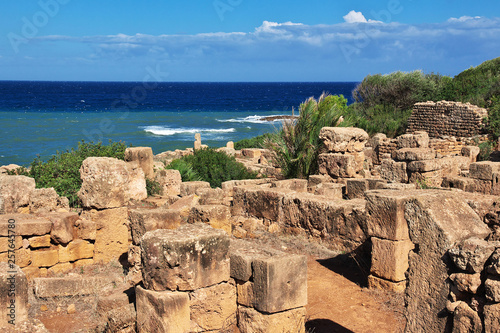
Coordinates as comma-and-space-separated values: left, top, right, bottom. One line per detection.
343, 10, 381, 24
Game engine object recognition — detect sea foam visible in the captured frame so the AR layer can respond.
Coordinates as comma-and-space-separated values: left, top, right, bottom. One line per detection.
143, 126, 235, 136
218, 115, 288, 124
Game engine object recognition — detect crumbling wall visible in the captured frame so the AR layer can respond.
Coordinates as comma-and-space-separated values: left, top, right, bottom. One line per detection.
407, 101, 487, 138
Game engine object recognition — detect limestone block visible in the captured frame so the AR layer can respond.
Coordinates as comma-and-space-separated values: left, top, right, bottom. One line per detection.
97, 288, 131, 314
105, 303, 136, 333
346, 179, 369, 199
0, 236, 22, 253
449, 273, 482, 294
371, 237, 414, 282
365, 190, 412, 241
154, 169, 181, 196
135, 285, 190, 333
253, 254, 307, 313
34, 276, 115, 297
221, 179, 272, 197
227, 141, 234, 149
74, 218, 96, 241
271, 179, 308, 192
45, 212, 79, 245
58, 240, 94, 263
0, 248, 31, 268
367, 274, 406, 293
179, 181, 210, 197
0, 263, 28, 327
232, 186, 289, 221
241, 148, 262, 159
442, 176, 492, 194
392, 148, 436, 161
196, 187, 225, 205
129, 208, 182, 245
77, 157, 147, 209
484, 303, 500, 333
47, 262, 74, 275
462, 146, 480, 163
314, 183, 344, 199
470, 162, 500, 181
0, 215, 53, 237
319, 127, 369, 153
189, 281, 237, 332
307, 174, 332, 188
31, 249, 58, 268
236, 280, 254, 307
0, 175, 35, 213
82, 208, 129, 264
448, 238, 497, 273
380, 159, 408, 183
29, 188, 69, 214
237, 305, 306, 333
396, 131, 429, 149
188, 205, 231, 234
124, 147, 154, 180
377, 183, 416, 190
318, 153, 362, 178
452, 302, 482, 333
485, 277, 500, 302
141, 223, 230, 291
229, 239, 281, 282
27, 235, 51, 249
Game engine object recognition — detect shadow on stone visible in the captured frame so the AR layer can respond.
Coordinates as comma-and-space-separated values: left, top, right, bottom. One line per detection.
306, 318, 354, 333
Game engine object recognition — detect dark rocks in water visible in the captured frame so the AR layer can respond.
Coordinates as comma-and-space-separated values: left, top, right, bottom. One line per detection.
262, 115, 298, 122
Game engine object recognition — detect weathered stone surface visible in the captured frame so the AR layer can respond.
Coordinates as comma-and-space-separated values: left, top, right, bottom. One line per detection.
0, 175, 35, 213
105, 303, 136, 333
0, 318, 50, 332
380, 159, 408, 183
346, 179, 369, 199
45, 212, 79, 245
403, 190, 490, 333
449, 273, 482, 294
189, 282, 237, 332
365, 190, 412, 241
232, 186, 289, 221
135, 285, 190, 333
313, 182, 344, 199
154, 169, 181, 196
124, 147, 154, 180
487, 249, 500, 276
271, 179, 308, 192
31, 249, 58, 268
367, 275, 406, 293
470, 162, 500, 181
485, 276, 500, 302
237, 305, 306, 333
0, 263, 28, 328
462, 146, 480, 163
77, 157, 147, 209
392, 148, 436, 161
74, 218, 96, 241
448, 238, 497, 273
377, 183, 417, 190
82, 208, 129, 264
0, 235, 22, 253
0, 248, 31, 268
97, 287, 132, 314
307, 174, 332, 188
371, 237, 414, 282
253, 254, 307, 313
0, 215, 52, 237
319, 127, 369, 153
129, 208, 182, 245
47, 262, 74, 275
396, 131, 429, 149
58, 240, 94, 263
236, 280, 254, 307
141, 223, 230, 291
29, 188, 69, 214
180, 181, 210, 197
229, 239, 281, 282
442, 176, 492, 194
34, 276, 115, 297
452, 301, 482, 333
221, 179, 272, 197
168, 194, 199, 211
318, 153, 363, 178
188, 205, 231, 234
484, 303, 500, 333
408, 156, 470, 175
196, 187, 225, 205
27, 235, 51, 249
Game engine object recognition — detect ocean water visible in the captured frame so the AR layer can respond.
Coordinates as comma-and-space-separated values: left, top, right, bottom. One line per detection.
0, 81, 358, 166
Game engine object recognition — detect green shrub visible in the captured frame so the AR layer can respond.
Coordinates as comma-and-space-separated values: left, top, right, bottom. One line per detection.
234, 133, 272, 150
23, 140, 128, 207
265, 93, 348, 179
487, 97, 500, 140
478, 140, 495, 161
168, 148, 257, 188
146, 178, 162, 196
166, 158, 202, 182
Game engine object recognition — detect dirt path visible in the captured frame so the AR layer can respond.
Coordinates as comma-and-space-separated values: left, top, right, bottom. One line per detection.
306, 257, 406, 333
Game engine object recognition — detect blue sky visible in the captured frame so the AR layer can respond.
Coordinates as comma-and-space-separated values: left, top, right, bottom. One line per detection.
0, 0, 499, 81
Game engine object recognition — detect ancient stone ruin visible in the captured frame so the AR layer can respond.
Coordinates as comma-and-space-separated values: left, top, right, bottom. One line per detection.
1, 103, 500, 332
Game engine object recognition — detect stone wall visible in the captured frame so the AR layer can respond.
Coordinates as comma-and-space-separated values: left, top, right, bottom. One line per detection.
407, 101, 487, 138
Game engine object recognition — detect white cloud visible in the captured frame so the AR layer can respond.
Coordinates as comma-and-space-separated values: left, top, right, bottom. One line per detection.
448, 16, 482, 23
255, 21, 303, 34
343, 10, 381, 24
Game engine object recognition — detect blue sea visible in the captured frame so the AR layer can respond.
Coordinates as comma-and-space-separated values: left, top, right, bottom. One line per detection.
0, 81, 358, 166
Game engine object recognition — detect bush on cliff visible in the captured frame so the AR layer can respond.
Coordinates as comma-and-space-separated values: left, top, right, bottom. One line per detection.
166, 158, 202, 182
265, 93, 349, 179
20, 140, 128, 207
234, 133, 272, 150
167, 148, 257, 188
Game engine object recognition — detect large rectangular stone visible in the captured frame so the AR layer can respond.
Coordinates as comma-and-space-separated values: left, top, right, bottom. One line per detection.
129, 208, 182, 245
34, 276, 116, 297
237, 305, 306, 333
0, 215, 52, 237
346, 179, 369, 199
141, 223, 230, 291
319, 127, 368, 153
58, 240, 94, 263
318, 153, 362, 178
380, 159, 408, 183
470, 161, 500, 181
135, 285, 190, 333
371, 237, 414, 282
368, 274, 406, 293
188, 205, 232, 234
271, 179, 308, 193
392, 148, 436, 161
365, 190, 412, 241
31, 249, 58, 268
229, 239, 281, 282
0, 263, 28, 328
232, 186, 289, 221
180, 181, 210, 197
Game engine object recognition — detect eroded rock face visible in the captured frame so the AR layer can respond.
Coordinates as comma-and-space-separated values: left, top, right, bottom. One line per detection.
452, 301, 482, 333
29, 188, 69, 214
448, 238, 498, 273
124, 147, 154, 180
0, 263, 28, 328
319, 127, 369, 153
154, 169, 181, 196
0, 175, 35, 213
237, 306, 306, 333
77, 157, 147, 209
140, 223, 230, 291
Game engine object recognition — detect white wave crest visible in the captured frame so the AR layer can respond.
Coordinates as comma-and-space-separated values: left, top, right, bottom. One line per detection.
144, 126, 235, 136
218, 115, 289, 124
